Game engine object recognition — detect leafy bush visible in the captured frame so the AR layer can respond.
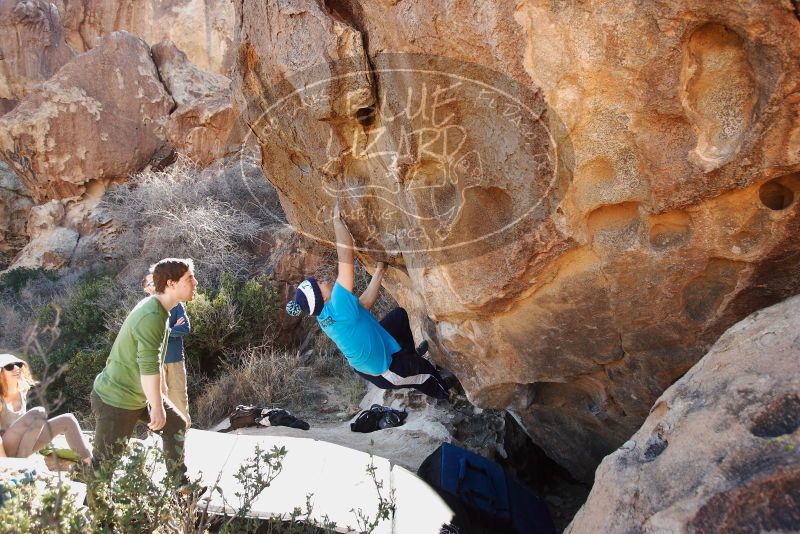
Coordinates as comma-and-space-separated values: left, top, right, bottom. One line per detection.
37, 273, 117, 365
0, 442, 288, 534
62, 347, 108, 413
0, 267, 57, 295
0, 479, 87, 533
186, 273, 281, 372
25, 273, 120, 414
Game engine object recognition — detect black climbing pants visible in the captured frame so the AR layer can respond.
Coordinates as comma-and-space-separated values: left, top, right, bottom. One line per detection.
355, 308, 450, 400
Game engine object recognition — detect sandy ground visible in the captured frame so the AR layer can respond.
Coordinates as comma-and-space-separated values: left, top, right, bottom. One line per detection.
212, 386, 456, 473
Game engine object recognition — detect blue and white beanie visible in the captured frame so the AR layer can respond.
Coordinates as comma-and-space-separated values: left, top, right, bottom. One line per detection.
286, 278, 324, 317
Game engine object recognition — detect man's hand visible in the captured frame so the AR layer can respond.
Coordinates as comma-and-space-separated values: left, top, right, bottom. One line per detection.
375, 261, 386, 273
141, 373, 165, 427
175, 317, 186, 326
148, 403, 166, 431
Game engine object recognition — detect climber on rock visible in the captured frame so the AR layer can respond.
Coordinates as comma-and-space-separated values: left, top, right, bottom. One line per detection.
286, 201, 450, 400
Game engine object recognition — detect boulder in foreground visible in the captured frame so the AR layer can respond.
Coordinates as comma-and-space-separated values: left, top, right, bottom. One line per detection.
567, 294, 800, 533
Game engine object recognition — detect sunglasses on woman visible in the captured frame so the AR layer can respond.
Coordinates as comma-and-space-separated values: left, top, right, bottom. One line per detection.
3, 362, 24, 371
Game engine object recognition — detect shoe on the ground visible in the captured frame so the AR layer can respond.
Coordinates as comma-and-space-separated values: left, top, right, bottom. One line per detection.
415, 340, 429, 357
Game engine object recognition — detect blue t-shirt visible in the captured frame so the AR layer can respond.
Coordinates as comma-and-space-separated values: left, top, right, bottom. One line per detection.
317, 282, 400, 375
165, 303, 190, 364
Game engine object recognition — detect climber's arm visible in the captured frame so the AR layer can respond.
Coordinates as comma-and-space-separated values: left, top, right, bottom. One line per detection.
359, 262, 385, 310
333, 200, 355, 292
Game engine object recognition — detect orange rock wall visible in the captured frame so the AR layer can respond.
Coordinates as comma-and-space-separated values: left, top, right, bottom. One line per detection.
233, 0, 800, 479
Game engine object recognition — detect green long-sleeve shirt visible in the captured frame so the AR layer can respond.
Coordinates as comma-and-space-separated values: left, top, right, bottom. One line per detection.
93, 296, 169, 410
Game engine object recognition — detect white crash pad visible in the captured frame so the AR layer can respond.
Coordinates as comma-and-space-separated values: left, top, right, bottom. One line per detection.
0, 455, 86, 506
183, 429, 453, 533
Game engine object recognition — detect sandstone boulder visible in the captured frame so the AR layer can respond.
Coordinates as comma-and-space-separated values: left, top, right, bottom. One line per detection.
567, 294, 800, 533
0, 31, 174, 202
26, 200, 65, 239
233, 0, 800, 479
12, 226, 79, 269
152, 41, 229, 106
0, 0, 76, 103
0, 162, 32, 266
53, 0, 234, 75
152, 41, 239, 167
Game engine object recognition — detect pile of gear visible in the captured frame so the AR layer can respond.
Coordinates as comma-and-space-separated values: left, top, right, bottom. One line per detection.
220, 406, 310, 433
350, 404, 408, 433
219, 404, 408, 434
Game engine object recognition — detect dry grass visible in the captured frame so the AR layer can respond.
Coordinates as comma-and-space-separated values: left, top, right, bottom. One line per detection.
299, 326, 371, 414
193, 345, 313, 428
304, 330, 354, 378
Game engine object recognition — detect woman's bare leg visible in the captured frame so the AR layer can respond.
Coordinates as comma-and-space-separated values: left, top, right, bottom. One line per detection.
33, 413, 93, 464
1, 407, 47, 457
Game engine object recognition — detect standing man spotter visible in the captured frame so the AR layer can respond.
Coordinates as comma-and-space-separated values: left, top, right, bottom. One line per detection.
286, 203, 449, 400
144, 273, 192, 426
92, 258, 197, 483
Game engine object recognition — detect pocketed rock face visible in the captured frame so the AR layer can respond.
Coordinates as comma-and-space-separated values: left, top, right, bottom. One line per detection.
566, 294, 800, 533
0, 31, 173, 202
680, 23, 759, 172
233, 1, 800, 479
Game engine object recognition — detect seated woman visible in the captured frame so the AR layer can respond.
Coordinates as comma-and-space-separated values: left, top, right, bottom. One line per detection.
0, 354, 92, 466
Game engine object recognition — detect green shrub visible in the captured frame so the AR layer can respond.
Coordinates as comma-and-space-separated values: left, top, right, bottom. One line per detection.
63, 347, 108, 411
0, 442, 288, 534
38, 273, 117, 367
28, 272, 118, 415
0, 479, 88, 533
186, 273, 280, 371
0, 267, 57, 295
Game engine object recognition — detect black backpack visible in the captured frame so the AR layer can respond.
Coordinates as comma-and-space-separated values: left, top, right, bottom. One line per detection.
350, 405, 408, 433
